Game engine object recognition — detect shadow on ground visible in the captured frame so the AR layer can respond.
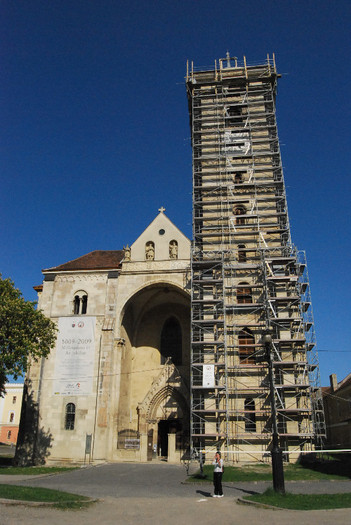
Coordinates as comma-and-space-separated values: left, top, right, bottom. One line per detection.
196, 489, 212, 498
300, 454, 351, 479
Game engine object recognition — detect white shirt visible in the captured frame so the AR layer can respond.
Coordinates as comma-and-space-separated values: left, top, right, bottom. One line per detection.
213, 458, 223, 473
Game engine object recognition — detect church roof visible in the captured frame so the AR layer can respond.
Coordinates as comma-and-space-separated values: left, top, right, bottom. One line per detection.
44, 250, 124, 272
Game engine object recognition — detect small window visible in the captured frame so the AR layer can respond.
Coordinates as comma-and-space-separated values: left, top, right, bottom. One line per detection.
65, 403, 76, 430
238, 328, 255, 364
81, 295, 87, 314
9, 412, 14, 423
238, 244, 246, 263
226, 105, 242, 125
234, 206, 246, 225
234, 172, 243, 184
12, 396, 17, 404
73, 291, 88, 315
237, 282, 252, 304
7, 430, 12, 440
244, 398, 257, 432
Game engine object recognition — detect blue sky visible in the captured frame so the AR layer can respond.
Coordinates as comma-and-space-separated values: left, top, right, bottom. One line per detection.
1, 0, 350, 386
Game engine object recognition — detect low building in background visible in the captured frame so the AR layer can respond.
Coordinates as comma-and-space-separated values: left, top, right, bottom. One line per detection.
0, 383, 24, 445
322, 373, 351, 449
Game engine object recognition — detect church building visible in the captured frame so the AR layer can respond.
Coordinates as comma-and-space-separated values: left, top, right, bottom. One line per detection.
18, 210, 191, 464
17, 54, 325, 466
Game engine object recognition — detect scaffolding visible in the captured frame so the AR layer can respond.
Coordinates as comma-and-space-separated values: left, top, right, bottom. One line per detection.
186, 53, 325, 462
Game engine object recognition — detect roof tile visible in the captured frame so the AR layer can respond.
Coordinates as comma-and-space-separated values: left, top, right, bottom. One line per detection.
44, 250, 124, 272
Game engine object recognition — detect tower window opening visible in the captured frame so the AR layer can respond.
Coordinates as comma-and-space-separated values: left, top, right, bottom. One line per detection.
226, 105, 242, 125
237, 283, 252, 304
234, 172, 243, 184
238, 245, 247, 263
244, 398, 257, 432
234, 206, 246, 225
238, 328, 255, 364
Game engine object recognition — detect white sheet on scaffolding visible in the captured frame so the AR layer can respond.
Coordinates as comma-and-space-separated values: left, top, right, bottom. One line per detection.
224, 131, 250, 155
202, 364, 215, 387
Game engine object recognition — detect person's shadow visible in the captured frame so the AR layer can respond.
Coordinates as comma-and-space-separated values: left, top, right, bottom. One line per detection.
196, 486, 260, 498
196, 489, 212, 498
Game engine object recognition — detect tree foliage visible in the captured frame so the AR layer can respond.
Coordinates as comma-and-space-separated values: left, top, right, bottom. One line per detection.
0, 275, 57, 396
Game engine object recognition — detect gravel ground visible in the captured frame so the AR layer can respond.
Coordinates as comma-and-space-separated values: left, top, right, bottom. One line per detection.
1, 462, 351, 525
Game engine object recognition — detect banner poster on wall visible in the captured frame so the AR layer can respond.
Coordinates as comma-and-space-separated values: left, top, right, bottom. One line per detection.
53, 317, 96, 396
202, 364, 215, 388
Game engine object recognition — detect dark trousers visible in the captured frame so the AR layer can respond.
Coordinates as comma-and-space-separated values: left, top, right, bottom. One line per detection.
213, 472, 223, 495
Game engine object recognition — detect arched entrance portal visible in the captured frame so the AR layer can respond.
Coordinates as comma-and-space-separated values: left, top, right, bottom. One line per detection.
117, 283, 190, 462
144, 383, 189, 461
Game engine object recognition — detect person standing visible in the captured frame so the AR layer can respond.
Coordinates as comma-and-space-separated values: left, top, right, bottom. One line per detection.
212, 451, 224, 497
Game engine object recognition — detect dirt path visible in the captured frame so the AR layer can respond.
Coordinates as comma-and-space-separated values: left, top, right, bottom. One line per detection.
1, 495, 351, 525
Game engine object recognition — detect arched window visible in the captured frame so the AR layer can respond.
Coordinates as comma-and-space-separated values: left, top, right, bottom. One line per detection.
237, 282, 252, 304
238, 244, 246, 263
169, 240, 178, 259
160, 317, 182, 365
73, 291, 88, 315
74, 296, 79, 314
9, 412, 14, 423
238, 328, 255, 364
234, 206, 246, 225
244, 398, 257, 432
65, 403, 76, 430
81, 295, 87, 314
145, 241, 155, 260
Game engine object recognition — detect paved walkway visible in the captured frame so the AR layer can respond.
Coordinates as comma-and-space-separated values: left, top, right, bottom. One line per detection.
1, 463, 351, 525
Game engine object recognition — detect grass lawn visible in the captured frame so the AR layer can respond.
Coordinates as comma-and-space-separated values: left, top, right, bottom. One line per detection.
187, 456, 351, 483
244, 488, 351, 510
0, 466, 77, 475
0, 484, 94, 509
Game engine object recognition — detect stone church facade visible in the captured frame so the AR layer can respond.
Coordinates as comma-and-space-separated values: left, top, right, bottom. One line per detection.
19, 210, 191, 465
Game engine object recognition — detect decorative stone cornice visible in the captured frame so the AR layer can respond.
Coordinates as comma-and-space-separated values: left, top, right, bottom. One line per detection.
55, 274, 107, 283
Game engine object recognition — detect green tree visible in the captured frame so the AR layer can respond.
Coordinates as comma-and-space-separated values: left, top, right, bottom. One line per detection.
0, 275, 57, 396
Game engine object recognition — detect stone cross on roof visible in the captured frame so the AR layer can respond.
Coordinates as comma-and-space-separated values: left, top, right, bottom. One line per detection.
158, 206, 166, 213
